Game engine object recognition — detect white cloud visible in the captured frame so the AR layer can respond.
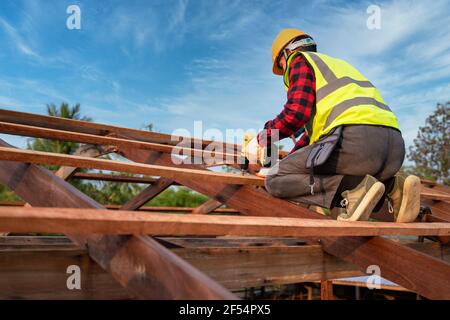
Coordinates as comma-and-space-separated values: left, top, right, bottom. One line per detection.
0, 95, 23, 108
0, 17, 40, 59
0, 77, 70, 111
314, 0, 448, 58
96, 1, 189, 52
168, 0, 189, 31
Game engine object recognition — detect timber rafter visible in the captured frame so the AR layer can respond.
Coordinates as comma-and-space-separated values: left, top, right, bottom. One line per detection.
0, 108, 449, 300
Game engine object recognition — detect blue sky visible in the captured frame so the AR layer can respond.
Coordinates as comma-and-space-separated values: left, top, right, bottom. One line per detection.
0, 0, 449, 151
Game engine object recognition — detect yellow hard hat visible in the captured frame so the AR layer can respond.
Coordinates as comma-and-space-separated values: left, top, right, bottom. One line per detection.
271, 28, 311, 75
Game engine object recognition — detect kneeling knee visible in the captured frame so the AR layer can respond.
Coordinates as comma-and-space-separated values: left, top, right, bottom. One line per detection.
265, 176, 285, 198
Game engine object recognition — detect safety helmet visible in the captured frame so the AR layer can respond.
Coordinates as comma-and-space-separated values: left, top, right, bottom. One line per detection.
271, 28, 314, 75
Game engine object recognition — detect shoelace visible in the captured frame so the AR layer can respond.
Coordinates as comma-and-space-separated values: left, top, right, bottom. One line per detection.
338, 198, 350, 219
387, 197, 394, 214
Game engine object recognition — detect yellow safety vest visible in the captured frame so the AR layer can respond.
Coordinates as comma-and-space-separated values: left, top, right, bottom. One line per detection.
283, 51, 400, 144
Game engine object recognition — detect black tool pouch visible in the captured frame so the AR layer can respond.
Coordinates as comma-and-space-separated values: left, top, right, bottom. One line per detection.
305, 126, 343, 195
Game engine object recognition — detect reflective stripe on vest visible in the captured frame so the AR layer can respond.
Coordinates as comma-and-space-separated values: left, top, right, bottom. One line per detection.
283, 51, 400, 144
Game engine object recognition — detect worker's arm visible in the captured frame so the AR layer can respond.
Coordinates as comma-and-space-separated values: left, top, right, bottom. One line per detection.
257, 54, 315, 153
292, 132, 310, 152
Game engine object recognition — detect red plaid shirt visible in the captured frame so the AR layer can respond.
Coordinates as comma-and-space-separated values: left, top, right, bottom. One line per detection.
258, 54, 316, 153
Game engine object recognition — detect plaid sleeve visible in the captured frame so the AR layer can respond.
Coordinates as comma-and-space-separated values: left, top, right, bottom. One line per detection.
258, 54, 316, 153
292, 132, 310, 152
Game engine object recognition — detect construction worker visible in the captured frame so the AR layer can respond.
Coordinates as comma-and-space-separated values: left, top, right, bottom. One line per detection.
246, 28, 421, 222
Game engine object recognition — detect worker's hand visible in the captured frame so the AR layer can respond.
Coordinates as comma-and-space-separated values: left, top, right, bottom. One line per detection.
255, 168, 271, 178
241, 133, 263, 174
245, 137, 261, 165
247, 163, 262, 175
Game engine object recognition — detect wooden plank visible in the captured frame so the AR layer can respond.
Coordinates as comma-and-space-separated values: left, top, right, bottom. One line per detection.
0, 139, 236, 300
0, 201, 239, 214
156, 237, 307, 248
421, 185, 450, 202
173, 246, 362, 289
0, 121, 239, 163
0, 236, 74, 247
125, 206, 238, 214
421, 180, 450, 194
120, 147, 450, 299
0, 144, 109, 236
0, 201, 25, 206
192, 199, 223, 215
428, 203, 450, 222
54, 145, 111, 180
1, 206, 449, 237
70, 172, 163, 184
401, 240, 450, 262
0, 241, 133, 299
423, 198, 450, 244
0, 236, 363, 297
0, 108, 239, 152
0, 146, 265, 186
2, 236, 447, 299
121, 178, 173, 211
320, 280, 334, 300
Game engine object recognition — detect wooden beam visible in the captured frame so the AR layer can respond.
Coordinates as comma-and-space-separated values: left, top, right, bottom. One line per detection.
1, 206, 449, 237
131, 206, 236, 214
0, 147, 264, 186
421, 186, 450, 202
120, 147, 450, 299
0, 121, 239, 163
120, 178, 173, 211
0, 240, 133, 299
70, 172, 164, 184
0, 201, 239, 214
422, 197, 450, 244
174, 245, 362, 288
157, 237, 307, 248
54, 144, 111, 180
320, 280, 334, 300
0, 139, 236, 300
2, 236, 447, 299
0, 109, 292, 162
0, 236, 364, 298
0, 108, 239, 152
192, 199, 223, 215
421, 180, 450, 194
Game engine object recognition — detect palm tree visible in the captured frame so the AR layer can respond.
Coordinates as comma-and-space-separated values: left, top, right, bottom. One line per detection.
27, 103, 91, 156
46, 102, 91, 121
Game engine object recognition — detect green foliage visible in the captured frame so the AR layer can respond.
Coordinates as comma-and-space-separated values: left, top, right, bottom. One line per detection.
0, 184, 22, 201
407, 102, 449, 185
72, 176, 145, 206
147, 187, 208, 207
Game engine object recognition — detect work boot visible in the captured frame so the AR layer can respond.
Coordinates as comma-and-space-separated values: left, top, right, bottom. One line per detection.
337, 175, 385, 221
387, 174, 421, 223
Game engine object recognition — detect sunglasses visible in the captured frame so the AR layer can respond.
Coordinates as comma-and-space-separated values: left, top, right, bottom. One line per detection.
277, 37, 315, 69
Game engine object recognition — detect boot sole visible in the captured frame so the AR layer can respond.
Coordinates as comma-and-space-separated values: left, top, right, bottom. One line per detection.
338, 182, 385, 222
396, 175, 421, 223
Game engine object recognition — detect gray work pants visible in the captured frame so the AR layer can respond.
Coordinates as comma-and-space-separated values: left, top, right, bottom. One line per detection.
265, 125, 405, 208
